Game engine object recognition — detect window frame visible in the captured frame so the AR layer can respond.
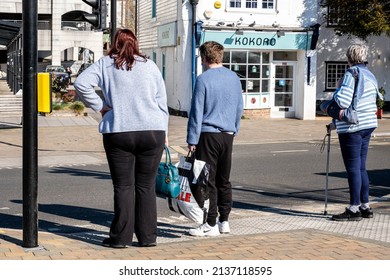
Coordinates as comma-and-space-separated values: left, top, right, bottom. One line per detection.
325, 61, 348, 91
226, 0, 276, 13
162, 52, 166, 80
326, 5, 345, 27
152, 0, 157, 18
152, 51, 157, 63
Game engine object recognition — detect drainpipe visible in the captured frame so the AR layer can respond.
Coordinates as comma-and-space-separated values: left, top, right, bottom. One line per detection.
134, 0, 138, 36
190, 0, 199, 91
307, 24, 320, 85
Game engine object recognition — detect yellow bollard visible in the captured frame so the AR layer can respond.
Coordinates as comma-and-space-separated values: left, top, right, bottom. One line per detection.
37, 72, 52, 113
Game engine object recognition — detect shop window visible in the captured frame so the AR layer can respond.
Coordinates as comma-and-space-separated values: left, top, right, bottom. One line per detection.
223, 50, 271, 109
325, 62, 348, 91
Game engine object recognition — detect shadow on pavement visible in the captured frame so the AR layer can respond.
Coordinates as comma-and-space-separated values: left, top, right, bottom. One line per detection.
0, 122, 22, 129
47, 166, 111, 180
316, 168, 390, 197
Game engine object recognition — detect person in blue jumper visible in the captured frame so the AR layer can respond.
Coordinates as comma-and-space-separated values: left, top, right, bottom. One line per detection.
74, 29, 169, 248
187, 41, 243, 236
331, 43, 380, 221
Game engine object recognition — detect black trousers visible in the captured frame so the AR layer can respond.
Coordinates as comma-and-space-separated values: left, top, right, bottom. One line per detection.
103, 130, 165, 245
195, 132, 234, 226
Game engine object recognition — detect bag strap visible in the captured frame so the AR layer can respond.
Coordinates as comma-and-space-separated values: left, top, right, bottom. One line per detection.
185, 150, 196, 163
347, 67, 359, 109
164, 145, 172, 165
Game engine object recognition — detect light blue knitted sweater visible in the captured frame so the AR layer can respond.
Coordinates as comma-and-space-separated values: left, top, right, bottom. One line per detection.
187, 66, 244, 145
74, 56, 169, 134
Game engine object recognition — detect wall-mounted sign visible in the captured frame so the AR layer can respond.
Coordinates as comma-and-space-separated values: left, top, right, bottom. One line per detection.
214, 1, 222, 9
158, 22, 177, 47
201, 30, 311, 50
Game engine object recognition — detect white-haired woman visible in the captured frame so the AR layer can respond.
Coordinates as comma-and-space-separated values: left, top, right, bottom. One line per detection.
331, 44, 380, 221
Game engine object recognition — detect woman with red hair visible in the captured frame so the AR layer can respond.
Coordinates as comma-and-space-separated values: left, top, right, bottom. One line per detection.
74, 29, 168, 248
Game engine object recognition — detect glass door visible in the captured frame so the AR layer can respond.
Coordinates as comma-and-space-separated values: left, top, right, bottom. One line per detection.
274, 63, 295, 108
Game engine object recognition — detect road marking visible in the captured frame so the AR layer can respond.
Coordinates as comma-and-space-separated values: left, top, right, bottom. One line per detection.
270, 149, 309, 153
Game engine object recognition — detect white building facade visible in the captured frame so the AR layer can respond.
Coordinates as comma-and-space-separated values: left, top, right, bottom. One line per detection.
137, 0, 320, 119
315, 5, 390, 106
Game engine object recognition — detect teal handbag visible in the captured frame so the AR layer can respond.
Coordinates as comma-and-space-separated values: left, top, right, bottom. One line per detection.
155, 146, 180, 198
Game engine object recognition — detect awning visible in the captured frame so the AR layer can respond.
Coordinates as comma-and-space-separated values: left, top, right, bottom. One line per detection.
0, 20, 21, 47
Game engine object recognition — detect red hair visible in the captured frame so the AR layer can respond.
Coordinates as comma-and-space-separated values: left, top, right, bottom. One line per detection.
107, 29, 147, 70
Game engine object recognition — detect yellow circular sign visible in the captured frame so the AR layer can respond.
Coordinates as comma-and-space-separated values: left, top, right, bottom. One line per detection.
214, 1, 222, 9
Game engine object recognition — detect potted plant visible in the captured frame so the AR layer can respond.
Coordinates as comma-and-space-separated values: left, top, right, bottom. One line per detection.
377, 87, 386, 119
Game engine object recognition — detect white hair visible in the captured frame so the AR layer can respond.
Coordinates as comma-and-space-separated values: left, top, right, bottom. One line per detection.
346, 44, 368, 65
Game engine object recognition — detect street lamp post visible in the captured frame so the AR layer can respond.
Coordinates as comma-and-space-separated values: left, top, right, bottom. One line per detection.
190, 0, 199, 91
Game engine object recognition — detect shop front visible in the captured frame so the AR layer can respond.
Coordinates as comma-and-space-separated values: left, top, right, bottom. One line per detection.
200, 29, 315, 119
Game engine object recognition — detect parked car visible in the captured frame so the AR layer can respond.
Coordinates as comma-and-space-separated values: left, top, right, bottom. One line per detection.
45, 65, 66, 74
45, 65, 69, 92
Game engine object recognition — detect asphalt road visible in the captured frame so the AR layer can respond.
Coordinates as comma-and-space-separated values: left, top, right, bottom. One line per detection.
1, 140, 389, 234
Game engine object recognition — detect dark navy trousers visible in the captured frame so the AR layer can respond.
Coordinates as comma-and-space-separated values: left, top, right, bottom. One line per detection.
338, 128, 375, 206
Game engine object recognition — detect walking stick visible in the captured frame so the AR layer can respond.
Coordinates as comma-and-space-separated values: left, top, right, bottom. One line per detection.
320, 124, 332, 215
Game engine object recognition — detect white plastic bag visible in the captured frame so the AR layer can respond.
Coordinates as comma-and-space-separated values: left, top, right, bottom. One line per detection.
167, 154, 209, 224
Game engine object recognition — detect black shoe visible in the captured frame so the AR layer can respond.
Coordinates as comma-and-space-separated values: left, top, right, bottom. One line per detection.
138, 242, 157, 247
359, 207, 373, 218
102, 238, 128, 249
331, 208, 362, 221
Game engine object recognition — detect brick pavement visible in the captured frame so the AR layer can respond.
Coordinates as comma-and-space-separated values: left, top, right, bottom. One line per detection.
1, 226, 389, 260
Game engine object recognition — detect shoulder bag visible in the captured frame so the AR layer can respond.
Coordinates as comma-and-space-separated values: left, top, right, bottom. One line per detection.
155, 146, 180, 198
320, 67, 360, 124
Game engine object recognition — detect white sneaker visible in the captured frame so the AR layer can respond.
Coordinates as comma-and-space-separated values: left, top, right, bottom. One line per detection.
188, 223, 220, 237
218, 221, 230, 234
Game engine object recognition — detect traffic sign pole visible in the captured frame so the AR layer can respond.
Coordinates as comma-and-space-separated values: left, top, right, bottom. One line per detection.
22, 0, 39, 248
